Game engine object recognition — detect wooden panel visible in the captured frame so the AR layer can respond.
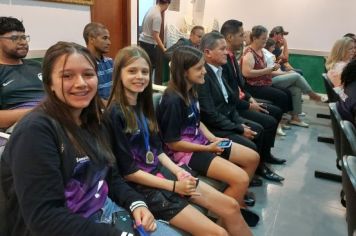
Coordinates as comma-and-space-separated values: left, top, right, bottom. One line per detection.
91, 0, 131, 58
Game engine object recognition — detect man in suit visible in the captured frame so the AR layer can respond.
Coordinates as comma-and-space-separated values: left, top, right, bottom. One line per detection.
197, 31, 284, 182
220, 19, 286, 166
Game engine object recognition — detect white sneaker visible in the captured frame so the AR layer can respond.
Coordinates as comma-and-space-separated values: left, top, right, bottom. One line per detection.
289, 120, 309, 128
277, 127, 286, 136
321, 96, 328, 103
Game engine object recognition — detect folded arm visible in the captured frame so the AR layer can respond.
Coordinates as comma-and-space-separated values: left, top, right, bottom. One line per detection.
0, 109, 31, 129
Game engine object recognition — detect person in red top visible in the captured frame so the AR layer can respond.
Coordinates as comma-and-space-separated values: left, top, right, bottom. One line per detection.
241, 25, 294, 121
221, 20, 285, 168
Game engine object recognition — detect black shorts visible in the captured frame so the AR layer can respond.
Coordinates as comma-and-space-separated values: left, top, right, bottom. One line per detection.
130, 165, 193, 221
188, 146, 231, 176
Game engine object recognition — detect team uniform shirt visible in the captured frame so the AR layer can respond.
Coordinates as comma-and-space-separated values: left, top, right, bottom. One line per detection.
0, 59, 44, 109
1, 110, 146, 236
65, 154, 109, 218
109, 104, 162, 175
139, 5, 162, 45
108, 104, 192, 223
96, 57, 113, 100
156, 90, 209, 165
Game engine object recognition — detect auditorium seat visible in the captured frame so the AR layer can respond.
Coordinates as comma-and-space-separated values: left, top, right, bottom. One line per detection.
314, 103, 342, 182
322, 73, 340, 103
317, 74, 339, 144
340, 120, 356, 157
342, 155, 356, 236
0, 131, 10, 235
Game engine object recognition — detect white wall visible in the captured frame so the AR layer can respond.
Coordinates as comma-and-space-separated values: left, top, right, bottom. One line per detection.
165, 0, 356, 53
0, 0, 151, 52
2, 0, 355, 55
0, 0, 90, 55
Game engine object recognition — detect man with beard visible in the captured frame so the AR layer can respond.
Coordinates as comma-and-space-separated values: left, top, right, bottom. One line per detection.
83, 22, 112, 102
0, 17, 43, 130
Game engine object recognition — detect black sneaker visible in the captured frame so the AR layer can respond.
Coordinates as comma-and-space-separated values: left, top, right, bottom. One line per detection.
241, 208, 260, 227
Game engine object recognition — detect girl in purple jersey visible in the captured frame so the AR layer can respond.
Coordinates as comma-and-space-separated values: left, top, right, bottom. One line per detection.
107, 45, 253, 236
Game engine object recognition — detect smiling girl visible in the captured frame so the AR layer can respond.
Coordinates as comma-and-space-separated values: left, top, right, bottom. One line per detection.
107, 45, 253, 236
1, 42, 170, 236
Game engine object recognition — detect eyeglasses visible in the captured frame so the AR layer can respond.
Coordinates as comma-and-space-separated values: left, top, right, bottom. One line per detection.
0, 35, 30, 43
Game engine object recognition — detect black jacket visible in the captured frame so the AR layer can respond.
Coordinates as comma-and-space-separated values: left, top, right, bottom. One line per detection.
222, 56, 252, 110
1, 110, 145, 236
164, 38, 194, 60
197, 63, 244, 136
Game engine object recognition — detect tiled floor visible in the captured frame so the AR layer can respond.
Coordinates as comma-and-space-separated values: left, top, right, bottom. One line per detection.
251, 99, 347, 236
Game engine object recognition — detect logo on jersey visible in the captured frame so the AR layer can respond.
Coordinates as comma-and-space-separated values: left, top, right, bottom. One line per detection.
37, 73, 43, 81
76, 156, 89, 163
2, 80, 14, 87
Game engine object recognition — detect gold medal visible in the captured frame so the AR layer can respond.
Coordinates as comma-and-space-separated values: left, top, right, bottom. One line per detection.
146, 151, 154, 164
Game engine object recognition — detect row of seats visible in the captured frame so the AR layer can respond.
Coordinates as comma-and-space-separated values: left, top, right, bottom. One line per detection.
329, 104, 356, 236
314, 73, 356, 236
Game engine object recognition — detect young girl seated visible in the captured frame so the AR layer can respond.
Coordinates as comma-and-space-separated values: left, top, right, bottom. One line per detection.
156, 46, 260, 208
0, 42, 172, 236
107, 45, 253, 235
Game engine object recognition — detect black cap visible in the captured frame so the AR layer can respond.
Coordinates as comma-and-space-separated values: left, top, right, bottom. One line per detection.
270, 26, 289, 35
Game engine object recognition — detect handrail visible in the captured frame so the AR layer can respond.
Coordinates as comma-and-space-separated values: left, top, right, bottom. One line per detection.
0, 132, 10, 140
152, 84, 167, 92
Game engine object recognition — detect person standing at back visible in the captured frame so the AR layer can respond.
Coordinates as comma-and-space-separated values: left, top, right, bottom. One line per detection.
138, 0, 171, 72
83, 22, 113, 103
0, 17, 44, 130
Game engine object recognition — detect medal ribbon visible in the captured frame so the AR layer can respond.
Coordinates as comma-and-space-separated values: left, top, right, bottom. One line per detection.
135, 112, 150, 152
190, 101, 200, 132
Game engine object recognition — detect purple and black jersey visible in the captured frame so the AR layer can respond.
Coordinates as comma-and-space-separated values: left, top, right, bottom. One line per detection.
65, 156, 108, 218
156, 90, 208, 165
109, 104, 162, 175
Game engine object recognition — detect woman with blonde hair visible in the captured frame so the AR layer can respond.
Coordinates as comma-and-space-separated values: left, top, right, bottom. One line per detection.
325, 37, 356, 90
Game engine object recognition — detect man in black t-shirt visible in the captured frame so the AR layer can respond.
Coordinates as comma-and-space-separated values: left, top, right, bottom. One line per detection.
0, 17, 44, 130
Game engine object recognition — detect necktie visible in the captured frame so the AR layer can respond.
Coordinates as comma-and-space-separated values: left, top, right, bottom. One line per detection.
216, 68, 229, 103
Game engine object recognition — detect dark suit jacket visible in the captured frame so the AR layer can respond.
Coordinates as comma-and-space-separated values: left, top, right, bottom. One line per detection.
197, 64, 244, 136
164, 38, 194, 60
222, 56, 252, 110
